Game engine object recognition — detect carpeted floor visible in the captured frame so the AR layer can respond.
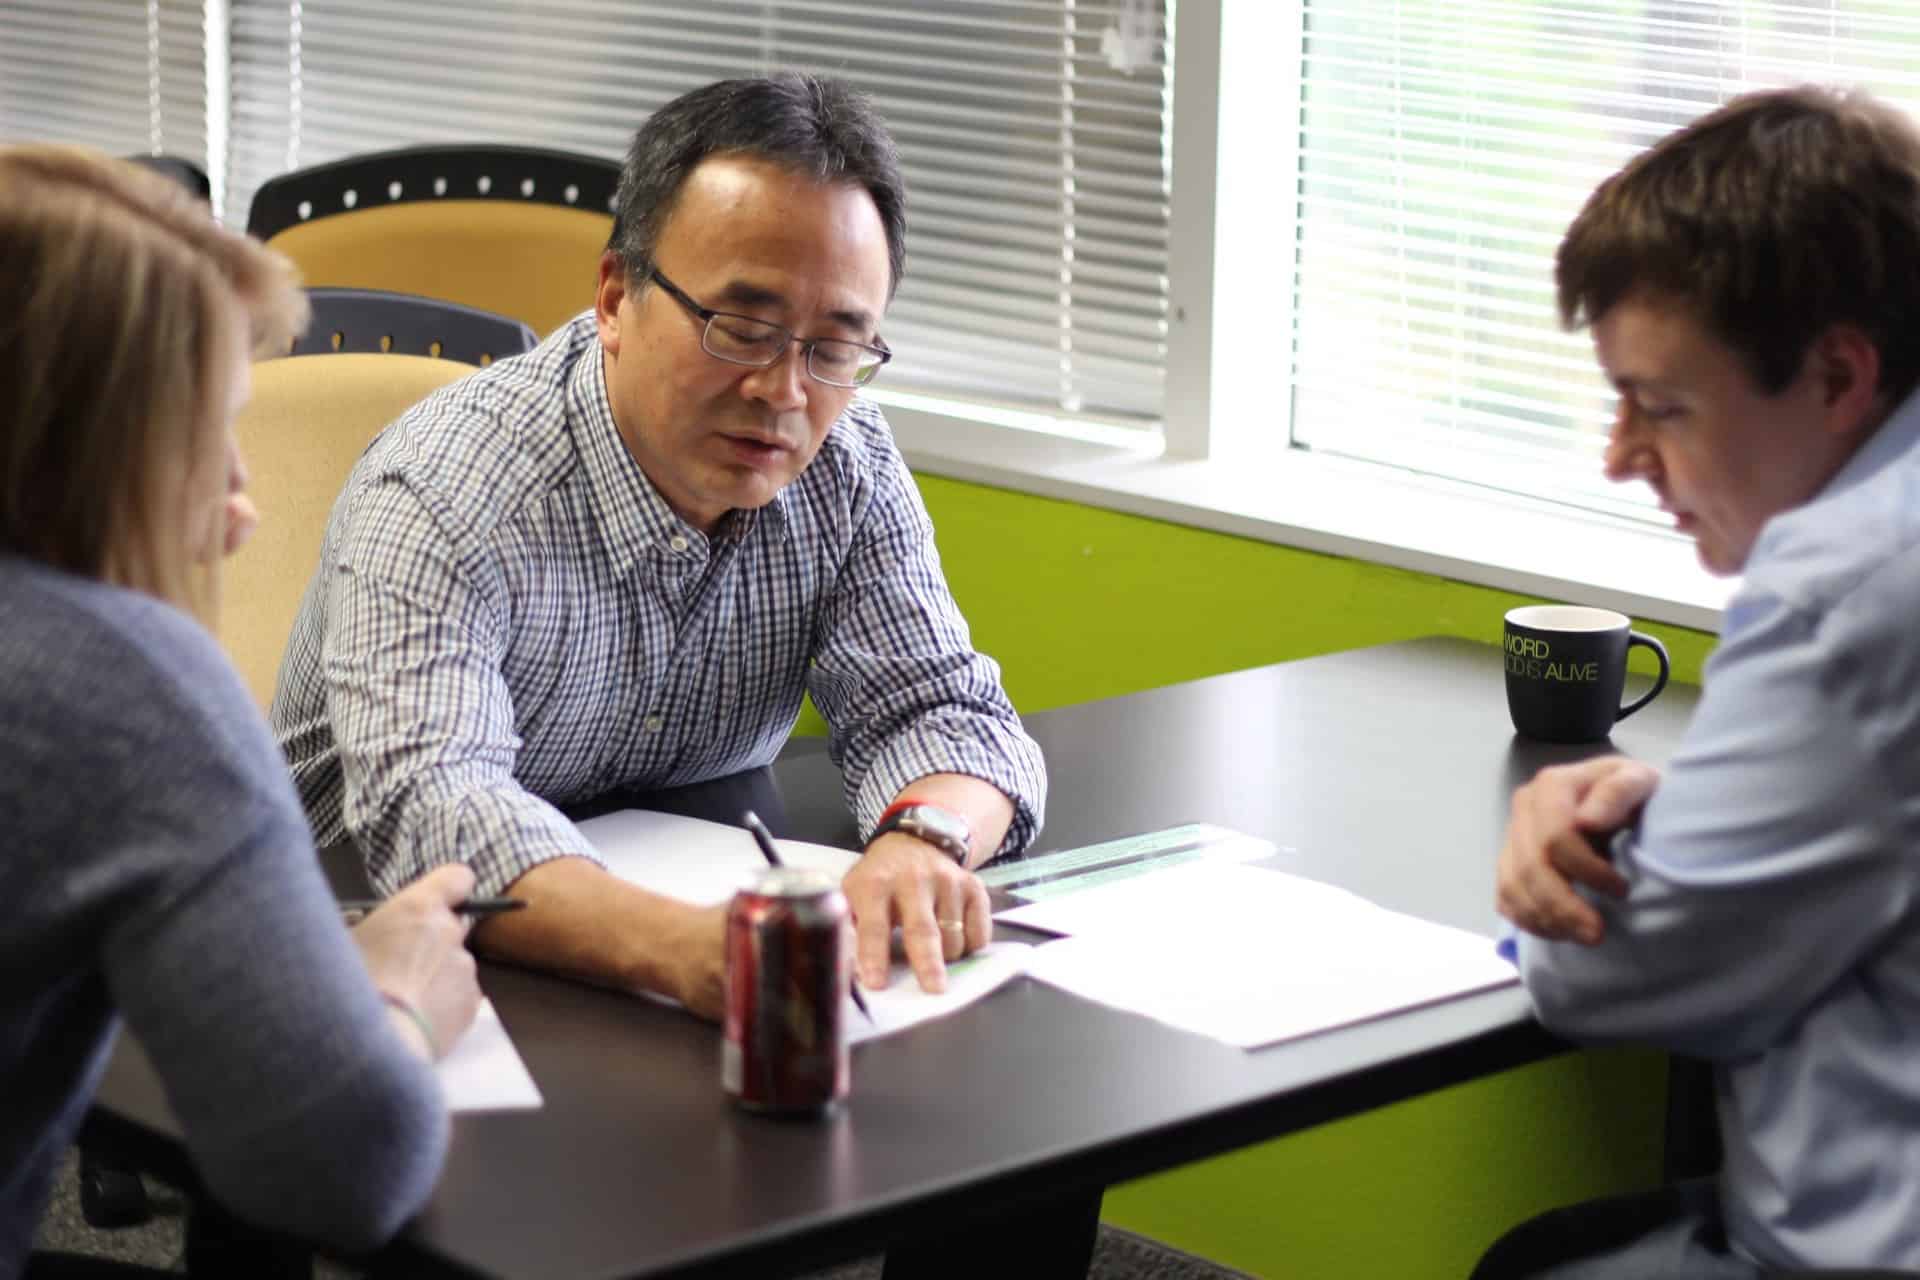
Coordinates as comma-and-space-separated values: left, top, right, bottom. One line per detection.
34, 1149, 1254, 1279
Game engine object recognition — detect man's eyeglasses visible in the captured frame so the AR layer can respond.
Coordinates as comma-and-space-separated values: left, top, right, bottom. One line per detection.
643, 266, 892, 389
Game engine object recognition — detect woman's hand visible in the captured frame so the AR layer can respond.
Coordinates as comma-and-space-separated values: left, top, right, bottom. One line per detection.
352, 863, 483, 1059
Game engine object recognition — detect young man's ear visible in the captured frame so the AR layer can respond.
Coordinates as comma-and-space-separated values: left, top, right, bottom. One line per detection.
595, 251, 630, 353
1810, 323, 1884, 440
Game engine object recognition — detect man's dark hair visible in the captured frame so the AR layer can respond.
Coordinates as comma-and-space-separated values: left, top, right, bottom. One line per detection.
608, 73, 906, 297
1557, 85, 1920, 404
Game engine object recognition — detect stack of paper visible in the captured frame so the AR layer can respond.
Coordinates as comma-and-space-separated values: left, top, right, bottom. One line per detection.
575, 809, 1027, 1041
845, 943, 1032, 1044
575, 808, 860, 905
437, 999, 543, 1111
1004, 860, 1518, 1050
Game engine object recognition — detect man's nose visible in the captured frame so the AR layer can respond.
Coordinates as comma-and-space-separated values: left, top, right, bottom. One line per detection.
740, 343, 809, 411
1602, 410, 1653, 483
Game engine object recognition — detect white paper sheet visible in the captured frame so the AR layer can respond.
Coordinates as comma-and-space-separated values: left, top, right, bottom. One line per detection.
436, 998, 543, 1111
845, 942, 1032, 1044
577, 808, 1013, 1043
575, 808, 860, 906
1012, 860, 1518, 1050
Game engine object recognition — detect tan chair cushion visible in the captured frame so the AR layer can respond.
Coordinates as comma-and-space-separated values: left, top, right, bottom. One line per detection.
266, 200, 612, 338
219, 353, 476, 710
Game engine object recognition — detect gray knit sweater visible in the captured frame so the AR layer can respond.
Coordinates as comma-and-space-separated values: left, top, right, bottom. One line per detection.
0, 556, 446, 1275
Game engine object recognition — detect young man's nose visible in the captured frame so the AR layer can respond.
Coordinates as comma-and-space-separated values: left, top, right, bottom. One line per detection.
1602, 415, 1657, 483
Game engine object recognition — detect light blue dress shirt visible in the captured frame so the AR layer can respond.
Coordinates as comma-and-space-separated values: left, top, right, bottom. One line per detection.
273, 315, 1045, 898
1518, 389, 1920, 1270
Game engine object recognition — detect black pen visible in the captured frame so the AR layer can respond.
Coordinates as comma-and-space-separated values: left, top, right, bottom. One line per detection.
742, 810, 873, 1023
338, 896, 527, 924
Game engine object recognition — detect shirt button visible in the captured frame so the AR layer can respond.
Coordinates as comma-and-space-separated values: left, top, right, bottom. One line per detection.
643, 714, 664, 732
668, 535, 689, 553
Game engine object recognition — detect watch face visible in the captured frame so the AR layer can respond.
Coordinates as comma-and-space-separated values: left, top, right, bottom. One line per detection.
902, 806, 968, 845
889, 805, 970, 862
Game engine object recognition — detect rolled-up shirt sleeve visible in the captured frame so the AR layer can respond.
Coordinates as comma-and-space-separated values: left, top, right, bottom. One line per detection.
325, 475, 603, 898
806, 445, 1046, 856
1518, 588, 1917, 1061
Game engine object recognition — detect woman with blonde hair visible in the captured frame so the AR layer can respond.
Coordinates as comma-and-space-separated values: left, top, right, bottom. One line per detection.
0, 146, 482, 1276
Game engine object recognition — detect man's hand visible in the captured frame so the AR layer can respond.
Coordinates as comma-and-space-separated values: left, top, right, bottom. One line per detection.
1497, 756, 1660, 945
472, 858, 732, 1021
663, 901, 729, 1020
842, 834, 992, 994
351, 862, 483, 1059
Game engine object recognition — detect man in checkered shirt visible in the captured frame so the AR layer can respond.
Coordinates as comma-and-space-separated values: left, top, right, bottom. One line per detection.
272, 74, 1046, 1023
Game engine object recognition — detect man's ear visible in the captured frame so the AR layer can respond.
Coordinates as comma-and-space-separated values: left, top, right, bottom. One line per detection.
1810, 323, 1884, 441
595, 251, 629, 354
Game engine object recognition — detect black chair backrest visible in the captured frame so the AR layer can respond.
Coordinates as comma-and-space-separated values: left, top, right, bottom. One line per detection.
127, 154, 212, 202
246, 144, 621, 240
294, 288, 539, 365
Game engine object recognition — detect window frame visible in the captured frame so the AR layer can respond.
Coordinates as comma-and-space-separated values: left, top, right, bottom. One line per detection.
880, 0, 1731, 633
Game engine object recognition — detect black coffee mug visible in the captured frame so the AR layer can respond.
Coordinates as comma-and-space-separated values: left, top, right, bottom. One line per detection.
1503, 605, 1670, 743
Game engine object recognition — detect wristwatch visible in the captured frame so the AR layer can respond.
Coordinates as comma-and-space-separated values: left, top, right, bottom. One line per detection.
869, 802, 972, 866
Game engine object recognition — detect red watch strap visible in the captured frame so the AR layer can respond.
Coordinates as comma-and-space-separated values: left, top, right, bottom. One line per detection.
875, 796, 936, 830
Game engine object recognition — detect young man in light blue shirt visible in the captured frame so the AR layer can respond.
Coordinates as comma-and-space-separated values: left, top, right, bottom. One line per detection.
1485, 86, 1920, 1277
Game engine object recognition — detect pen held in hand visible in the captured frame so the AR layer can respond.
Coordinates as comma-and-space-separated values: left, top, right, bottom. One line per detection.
338, 896, 526, 924
741, 810, 873, 1024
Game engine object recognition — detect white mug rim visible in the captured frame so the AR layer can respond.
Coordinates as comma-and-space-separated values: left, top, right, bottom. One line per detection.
1504, 604, 1631, 633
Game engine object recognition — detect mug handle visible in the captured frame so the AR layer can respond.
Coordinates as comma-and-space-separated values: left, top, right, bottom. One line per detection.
1617, 631, 1671, 721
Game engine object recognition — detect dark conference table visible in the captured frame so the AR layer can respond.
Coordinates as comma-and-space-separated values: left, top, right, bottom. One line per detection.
89, 636, 1697, 1279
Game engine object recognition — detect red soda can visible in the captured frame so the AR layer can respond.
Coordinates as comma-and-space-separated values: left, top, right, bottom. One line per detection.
722, 867, 850, 1114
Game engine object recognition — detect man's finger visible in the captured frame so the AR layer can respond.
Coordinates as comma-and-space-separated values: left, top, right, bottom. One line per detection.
897, 888, 948, 994
962, 877, 992, 955
1573, 761, 1660, 830
1517, 858, 1606, 943
850, 886, 894, 991
1498, 820, 1606, 944
1548, 830, 1630, 898
933, 878, 967, 962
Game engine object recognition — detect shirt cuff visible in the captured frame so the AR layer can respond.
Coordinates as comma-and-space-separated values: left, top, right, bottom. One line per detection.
854, 717, 1047, 858
371, 784, 606, 899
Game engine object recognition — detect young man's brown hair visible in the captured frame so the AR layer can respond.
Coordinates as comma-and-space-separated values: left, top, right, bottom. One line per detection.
1557, 85, 1920, 404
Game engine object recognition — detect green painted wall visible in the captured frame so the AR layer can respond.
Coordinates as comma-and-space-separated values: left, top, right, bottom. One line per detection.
1102, 1047, 1669, 1279
796, 477, 1711, 736
863, 474, 1718, 1278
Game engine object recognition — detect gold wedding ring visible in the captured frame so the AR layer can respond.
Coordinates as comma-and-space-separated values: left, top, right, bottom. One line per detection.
937, 919, 965, 933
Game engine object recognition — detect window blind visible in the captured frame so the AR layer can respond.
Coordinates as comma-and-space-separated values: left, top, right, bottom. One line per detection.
1289, 1, 1920, 522
225, 0, 1173, 426
0, 0, 207, 167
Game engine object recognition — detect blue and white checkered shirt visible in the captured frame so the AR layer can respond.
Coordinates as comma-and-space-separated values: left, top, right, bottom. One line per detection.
272, 315, 1045, 898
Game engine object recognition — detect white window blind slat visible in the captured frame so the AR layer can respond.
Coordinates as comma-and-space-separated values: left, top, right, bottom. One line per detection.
1291, 0, 1920, 521
214, 0, 1167, 429
225, 0, 1171, 425
0, 0, 205, 164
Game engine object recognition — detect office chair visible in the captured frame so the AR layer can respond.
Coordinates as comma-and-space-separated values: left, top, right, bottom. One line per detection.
246, 144, 620, 337
219, 353, 480, 709
126, 154, 211, 202
295, 286, 538, 365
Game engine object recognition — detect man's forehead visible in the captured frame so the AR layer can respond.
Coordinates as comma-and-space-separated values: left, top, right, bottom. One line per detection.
665, 155, 882, 244
654, 155, 890, 301
1593, 296, 1717, 383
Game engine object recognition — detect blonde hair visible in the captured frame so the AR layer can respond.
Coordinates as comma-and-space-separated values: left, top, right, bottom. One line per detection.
0, 145, 308, 622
